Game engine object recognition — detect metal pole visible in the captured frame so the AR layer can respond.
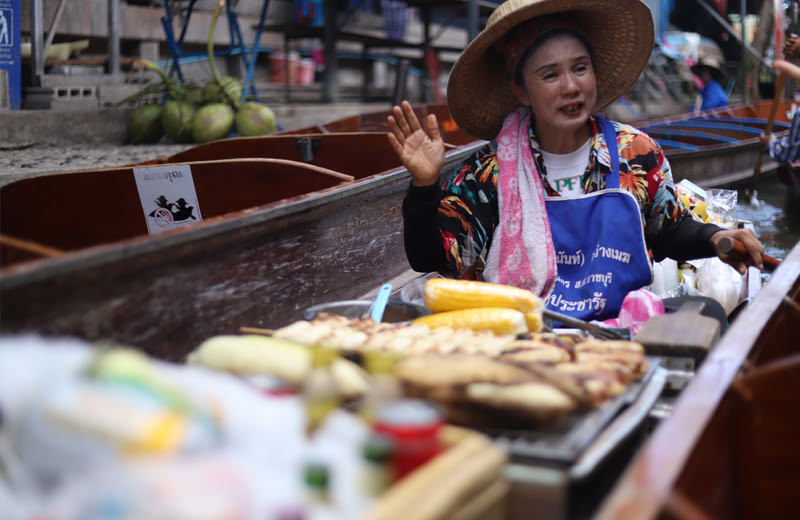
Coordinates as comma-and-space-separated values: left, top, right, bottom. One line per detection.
43, 0, 69, 63
322, 0, 337, 102
30, 0, 44, 87
467, 0, 479, 41
108, 0, 121, 76
740, 0, 746, 50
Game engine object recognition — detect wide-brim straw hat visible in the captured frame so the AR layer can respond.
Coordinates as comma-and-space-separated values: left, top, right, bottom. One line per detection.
447, 0, 655, 140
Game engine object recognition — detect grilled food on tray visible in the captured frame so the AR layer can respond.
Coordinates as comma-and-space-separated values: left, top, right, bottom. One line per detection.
267, 312, 648, 425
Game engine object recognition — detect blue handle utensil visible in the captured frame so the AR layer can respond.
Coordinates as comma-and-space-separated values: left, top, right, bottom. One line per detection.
370, 283, 393, 323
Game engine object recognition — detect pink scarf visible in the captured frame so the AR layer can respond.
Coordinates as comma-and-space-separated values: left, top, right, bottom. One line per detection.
483, 107, 558, 298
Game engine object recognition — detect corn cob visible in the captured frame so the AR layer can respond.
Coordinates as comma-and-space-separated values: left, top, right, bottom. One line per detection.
424, 278, 542, 313
412, 307, 529, 336
525, 311, 543, 333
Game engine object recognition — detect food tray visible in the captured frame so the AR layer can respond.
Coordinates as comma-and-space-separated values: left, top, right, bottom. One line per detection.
483, 357, 664, 467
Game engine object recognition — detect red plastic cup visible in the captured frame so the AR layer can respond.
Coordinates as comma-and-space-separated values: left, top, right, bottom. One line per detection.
373, 399, 443, 479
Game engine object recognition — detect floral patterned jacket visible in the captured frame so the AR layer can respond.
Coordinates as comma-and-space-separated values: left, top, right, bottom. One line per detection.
402, 116, 721, 276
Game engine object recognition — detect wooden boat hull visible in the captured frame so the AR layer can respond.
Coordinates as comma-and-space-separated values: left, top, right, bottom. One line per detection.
0, 132, 486, 361
598, 241, 800, 519
635, 100, 795, 187
275, 103, 479, 146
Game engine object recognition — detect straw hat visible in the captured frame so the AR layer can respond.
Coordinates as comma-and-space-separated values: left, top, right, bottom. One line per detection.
447, 0, 655, 140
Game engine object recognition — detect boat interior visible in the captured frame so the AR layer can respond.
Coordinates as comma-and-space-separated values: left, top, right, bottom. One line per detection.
0, 158, 353, 269
599, 244, 800, 518
275, 104, 480, 146
636, 100, 795, 153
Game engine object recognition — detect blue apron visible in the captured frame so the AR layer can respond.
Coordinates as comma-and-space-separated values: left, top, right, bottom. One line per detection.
543, 118, 652, 321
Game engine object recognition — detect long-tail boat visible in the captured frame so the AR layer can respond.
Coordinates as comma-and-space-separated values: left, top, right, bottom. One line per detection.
0, 105, 486, 361
593, 240, 800, 519
281, 100, 795, 189
632, 99, 794, 188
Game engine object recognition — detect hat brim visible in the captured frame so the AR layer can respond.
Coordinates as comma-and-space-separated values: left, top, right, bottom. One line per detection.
447, 0, 655, 140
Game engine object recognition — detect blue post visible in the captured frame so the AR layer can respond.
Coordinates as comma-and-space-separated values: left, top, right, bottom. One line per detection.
0, 0, 21, 109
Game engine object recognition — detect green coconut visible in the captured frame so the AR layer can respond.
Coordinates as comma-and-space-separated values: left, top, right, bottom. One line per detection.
161, 100, 196, 143
201, 76, 242, 107
234, 102, 277, 136
184, 84, 204, 105
127, 103, 163, 144
192, 103, 234, 143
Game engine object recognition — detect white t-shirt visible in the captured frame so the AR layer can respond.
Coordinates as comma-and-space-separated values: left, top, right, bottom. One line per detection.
541, 138, 592, 196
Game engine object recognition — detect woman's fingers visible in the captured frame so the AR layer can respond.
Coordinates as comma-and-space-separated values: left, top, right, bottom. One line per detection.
426, 113, 442, 143
402, 100, 423, 133
739, 228, 765, 270
386, 131, 404, 158
712, 228, 765, 272
392, 103, 413, 137
386, 114, 406, 145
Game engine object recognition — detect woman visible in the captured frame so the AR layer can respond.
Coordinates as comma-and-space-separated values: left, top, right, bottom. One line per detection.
692, 55, 728, 114
388, 0, 764, 322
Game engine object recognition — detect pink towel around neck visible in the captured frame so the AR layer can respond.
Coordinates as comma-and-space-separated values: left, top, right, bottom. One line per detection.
483, 107, 558, 298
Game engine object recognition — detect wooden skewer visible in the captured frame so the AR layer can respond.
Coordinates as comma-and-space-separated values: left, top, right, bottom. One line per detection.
717, 236, 780, 272
239, 326, 275, 335
0, 234, 64, 257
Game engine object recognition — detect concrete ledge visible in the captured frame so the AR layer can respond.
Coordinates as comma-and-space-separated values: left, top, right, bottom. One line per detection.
0, 102, 392, 146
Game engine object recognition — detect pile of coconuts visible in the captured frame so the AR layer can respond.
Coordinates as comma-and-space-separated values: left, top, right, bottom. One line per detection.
126, 0, 277, 145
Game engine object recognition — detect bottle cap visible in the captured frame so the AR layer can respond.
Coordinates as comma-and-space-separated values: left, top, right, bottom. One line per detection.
374, 399, 443, 439
362, 433, 395, 463
303, 460, 329, 489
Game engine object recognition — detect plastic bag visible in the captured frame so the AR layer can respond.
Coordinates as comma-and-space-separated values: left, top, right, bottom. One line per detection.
706, 188, 738, 229
648, 258, 682, 298
691, 257, 744, 313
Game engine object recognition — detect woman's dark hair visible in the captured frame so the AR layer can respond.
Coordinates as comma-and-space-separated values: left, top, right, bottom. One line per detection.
513, 28, 595, 85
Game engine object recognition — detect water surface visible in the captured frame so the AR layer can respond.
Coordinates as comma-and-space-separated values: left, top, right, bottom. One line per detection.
735, 173, 800, 260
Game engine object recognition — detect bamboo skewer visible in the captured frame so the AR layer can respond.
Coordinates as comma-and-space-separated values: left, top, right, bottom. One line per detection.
0, 234, 64, 257
239, 326, 275, 335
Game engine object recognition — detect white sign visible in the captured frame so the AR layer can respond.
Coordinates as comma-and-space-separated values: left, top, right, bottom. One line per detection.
133, 164, 202, 234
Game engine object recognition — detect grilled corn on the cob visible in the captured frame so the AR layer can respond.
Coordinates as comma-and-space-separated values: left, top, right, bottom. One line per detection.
412, 307, 529, 335
424, 278, 542, 313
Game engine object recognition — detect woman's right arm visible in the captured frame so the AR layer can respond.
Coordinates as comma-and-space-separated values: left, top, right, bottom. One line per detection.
388, 101, 498, 276
401, 145, 499, 275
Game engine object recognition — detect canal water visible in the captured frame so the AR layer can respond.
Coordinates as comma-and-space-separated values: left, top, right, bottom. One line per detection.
736, 172, 800, 261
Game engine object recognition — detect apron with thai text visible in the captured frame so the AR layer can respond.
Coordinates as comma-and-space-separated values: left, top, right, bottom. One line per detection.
543, 118, 653, 321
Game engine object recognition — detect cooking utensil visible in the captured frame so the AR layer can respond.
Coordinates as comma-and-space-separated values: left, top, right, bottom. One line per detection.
633, 300, 721, 364
303, 299, 430, 323
369, 283, 393, 323
541, 309, 626, 340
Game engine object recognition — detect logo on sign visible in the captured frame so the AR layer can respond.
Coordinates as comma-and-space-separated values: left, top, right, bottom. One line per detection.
133, 164, 203, 235
0, 8, 11, 47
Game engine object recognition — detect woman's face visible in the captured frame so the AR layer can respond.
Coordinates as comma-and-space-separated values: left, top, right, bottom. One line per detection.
510, 33, 597, 148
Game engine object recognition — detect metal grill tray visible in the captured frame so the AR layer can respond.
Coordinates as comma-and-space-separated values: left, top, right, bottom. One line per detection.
482, 357, 664, 468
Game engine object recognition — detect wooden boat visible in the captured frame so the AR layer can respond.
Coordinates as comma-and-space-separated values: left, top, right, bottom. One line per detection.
596, 241, 800, 519
0, 125, 486, 361
279, 100, 796, 189
633, 100, 795, 188
274, 103, 480, 147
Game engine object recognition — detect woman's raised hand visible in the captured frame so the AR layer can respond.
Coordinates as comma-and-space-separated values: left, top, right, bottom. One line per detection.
386, 101, 445, 187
